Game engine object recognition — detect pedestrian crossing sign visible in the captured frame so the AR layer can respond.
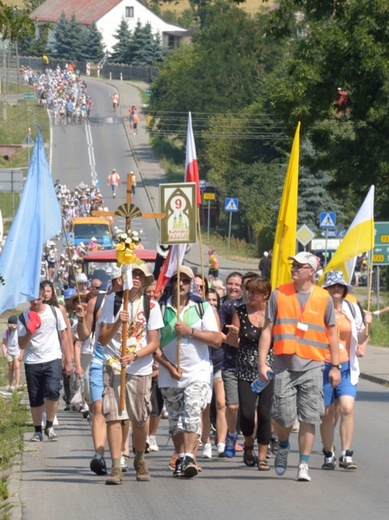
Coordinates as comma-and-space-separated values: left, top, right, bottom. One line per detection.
319, 212, 336, 229
225, 198, 239, 212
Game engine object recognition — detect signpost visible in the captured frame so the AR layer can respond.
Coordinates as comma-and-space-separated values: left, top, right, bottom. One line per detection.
204, 191, 215, 240
319, 212, 337, 267
0, 169, 24, 215
23, 92, 36, 100
373, 222, 389, 265
225, 198, 239, 250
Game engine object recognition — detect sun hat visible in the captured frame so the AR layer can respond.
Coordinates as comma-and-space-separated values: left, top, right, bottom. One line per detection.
322, 270, 353, 290
172, 265, 194, 280
288, 252, 317, 270
132, 263, 154, 287
111, 266, 122, 280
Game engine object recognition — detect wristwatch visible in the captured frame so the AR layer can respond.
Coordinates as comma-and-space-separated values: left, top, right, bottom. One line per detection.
188, 327, 194, 339
331, 364, 342, 370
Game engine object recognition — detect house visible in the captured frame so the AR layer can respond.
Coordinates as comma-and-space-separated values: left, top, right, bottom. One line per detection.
30, 0, 191, 53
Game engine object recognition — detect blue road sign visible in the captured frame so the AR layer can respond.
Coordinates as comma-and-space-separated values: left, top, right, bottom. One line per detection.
320, 212, 336, 228
225, 198, 239, 212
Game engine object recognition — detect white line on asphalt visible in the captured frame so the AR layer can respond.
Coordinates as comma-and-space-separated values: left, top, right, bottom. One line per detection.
85, 121, 99, 186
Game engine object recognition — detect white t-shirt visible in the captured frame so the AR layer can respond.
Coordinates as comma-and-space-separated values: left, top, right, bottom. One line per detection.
158, 298, 218, 389
2, 329, 20, 356
18, 305, 66, 364
100, 294, 163, 376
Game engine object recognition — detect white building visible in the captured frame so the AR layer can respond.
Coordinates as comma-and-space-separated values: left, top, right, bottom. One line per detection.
30, 0, 190, 53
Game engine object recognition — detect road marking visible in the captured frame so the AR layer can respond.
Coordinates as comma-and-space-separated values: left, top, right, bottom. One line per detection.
85, 121, 99, 187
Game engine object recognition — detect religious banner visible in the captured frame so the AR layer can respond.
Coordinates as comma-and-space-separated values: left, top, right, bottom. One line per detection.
160, 183, 197, 244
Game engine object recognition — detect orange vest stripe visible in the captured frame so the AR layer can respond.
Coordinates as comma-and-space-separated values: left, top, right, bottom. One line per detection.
273, 283, 330, 361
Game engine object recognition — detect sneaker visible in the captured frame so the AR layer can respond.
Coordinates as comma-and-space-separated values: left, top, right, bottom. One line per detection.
182, 456, 198, 478
134, 459, 150, 481
121, 454, 129, 472
90, 455, 107, 475
217, 443, 226, 458
105, 467, 123, 485
202, 443, 212, 459
173, 457, 183, 477
297, 462, 311, 482
339, 450, 357, 470
64, 404, 72, 411
30, 431, 43, 442
7, 386, 14, 392
44, 427, 58, 442
274, 444, 289, 475
224, 433, 237, 458
147, 435, 159, 452
322, 451, 336, 470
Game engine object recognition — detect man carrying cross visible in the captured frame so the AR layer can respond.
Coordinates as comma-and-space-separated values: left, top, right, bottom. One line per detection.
99, 263, 164, 485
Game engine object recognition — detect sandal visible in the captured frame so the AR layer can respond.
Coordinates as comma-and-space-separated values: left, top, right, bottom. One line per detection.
243, 444, 258, 467
257, 458, 270, 471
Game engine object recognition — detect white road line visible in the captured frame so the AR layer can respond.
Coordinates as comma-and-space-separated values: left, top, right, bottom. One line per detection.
84, 121, 99, 186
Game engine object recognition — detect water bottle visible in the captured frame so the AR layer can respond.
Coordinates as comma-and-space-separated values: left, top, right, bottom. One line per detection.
251, 371, 273, 393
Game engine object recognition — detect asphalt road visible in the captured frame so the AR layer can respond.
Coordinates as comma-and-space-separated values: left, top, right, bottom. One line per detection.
51, 80, 159, 249
18, 377, 389, 520
14, 78, 389, 519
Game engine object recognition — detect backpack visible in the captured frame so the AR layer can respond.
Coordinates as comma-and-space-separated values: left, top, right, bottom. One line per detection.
159, 299, 205, 323
345, 299, 365, 325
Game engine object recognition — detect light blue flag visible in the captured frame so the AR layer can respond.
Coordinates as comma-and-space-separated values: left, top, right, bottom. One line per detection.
0, 129, 62, 314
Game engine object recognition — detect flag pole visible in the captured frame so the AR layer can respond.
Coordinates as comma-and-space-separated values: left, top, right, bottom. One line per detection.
366, 255, 374, 335
176, 245, 181, 371
197, 207, 206, 286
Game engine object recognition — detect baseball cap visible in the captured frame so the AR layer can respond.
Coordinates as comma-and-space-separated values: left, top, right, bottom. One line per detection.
288, 252, 317, 270
76, 273, 88, 283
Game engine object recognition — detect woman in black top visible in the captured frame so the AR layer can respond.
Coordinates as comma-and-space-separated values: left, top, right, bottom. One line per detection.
226, 276, 273, 470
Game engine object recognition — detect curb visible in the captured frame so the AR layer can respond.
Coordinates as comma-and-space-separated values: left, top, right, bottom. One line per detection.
359, 373, 389, 386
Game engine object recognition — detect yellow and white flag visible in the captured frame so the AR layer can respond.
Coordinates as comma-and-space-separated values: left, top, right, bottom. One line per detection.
319, 185, 375, 284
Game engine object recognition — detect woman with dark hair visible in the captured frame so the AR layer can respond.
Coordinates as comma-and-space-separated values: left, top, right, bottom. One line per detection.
225, 276, 273, 470
41, 280, 75, 409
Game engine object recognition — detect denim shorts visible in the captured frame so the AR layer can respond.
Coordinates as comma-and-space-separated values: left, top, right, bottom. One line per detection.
323, 361, 356, 405
89, 362, 104, 403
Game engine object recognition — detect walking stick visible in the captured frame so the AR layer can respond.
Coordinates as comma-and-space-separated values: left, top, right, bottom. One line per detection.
176, 247, 181, 372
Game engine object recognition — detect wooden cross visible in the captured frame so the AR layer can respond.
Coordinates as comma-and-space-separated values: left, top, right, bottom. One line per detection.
94, 173, 165, 410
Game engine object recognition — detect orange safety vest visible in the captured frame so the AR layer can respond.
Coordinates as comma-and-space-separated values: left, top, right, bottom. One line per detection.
273, 283, 330, 361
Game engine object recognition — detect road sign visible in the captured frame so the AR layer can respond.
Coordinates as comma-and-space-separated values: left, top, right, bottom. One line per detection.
320, 212, 336, 228
373, 222, 389, 265
145, 88, 151, 95
23, 92, 36, 100
225, 198, 239, 212
296, 225, 315, 247
0, 169, 24, 192
203, 192, 215, 201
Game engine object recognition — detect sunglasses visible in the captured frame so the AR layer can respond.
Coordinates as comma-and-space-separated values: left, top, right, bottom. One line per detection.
171, 277, 191, 284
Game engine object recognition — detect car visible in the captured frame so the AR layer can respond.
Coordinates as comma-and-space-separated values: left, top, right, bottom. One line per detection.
70, 216, 113, 249
77, 248, 157, 290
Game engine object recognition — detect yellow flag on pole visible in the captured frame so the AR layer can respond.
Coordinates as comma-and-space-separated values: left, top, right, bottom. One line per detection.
270, 122, 300, 290
319, 185, 375, 284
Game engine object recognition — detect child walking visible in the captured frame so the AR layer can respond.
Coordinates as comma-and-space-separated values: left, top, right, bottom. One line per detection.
2, 315, 23, 391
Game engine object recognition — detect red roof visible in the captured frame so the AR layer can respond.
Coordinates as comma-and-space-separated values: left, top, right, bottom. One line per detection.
30, 0, 122, 25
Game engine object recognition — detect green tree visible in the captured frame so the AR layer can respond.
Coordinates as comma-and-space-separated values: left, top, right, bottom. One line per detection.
264, 0, 389, 218
79, 22, 105, 62
53, 12, 80, 60
111, 17, 132, 63
129, 22, 163, 66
